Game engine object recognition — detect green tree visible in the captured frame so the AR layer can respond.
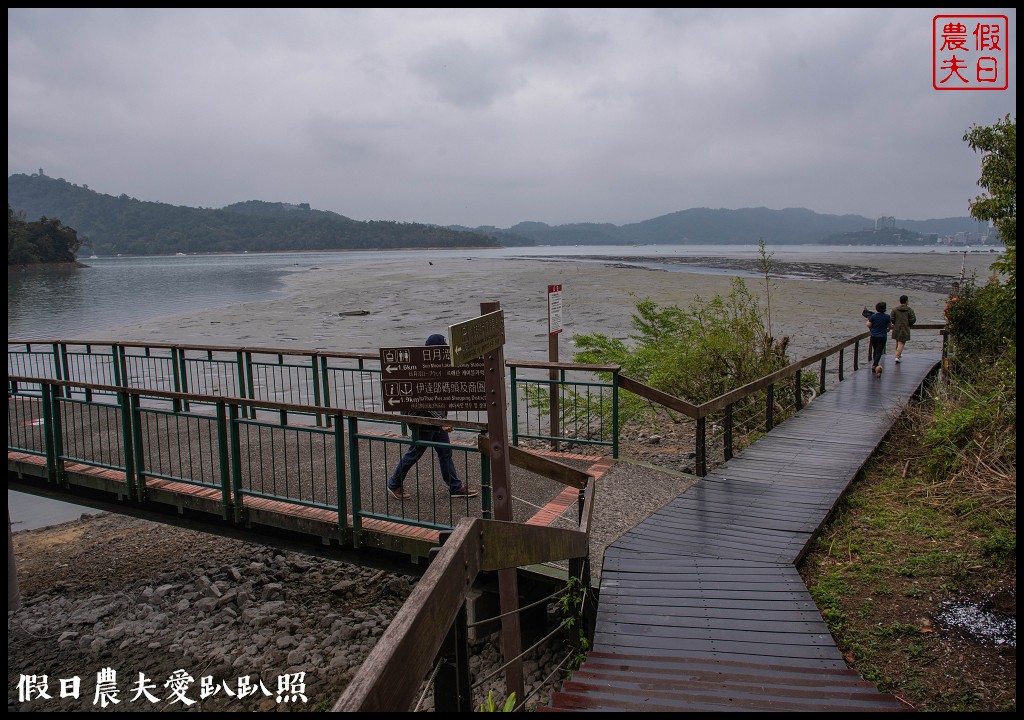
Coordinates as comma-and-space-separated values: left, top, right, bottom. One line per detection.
955, 114, 1017, 355
573, 278, 794, 405
8, 204, 82, 265
757, 237, 776, 338
963, 113, 1016, 303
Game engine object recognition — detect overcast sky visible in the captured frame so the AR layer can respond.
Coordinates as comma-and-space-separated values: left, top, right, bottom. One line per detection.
7, 8, 1017, 228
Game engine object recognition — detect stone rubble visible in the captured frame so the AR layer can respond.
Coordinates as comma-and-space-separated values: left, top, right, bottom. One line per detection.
8, 518, 569, 713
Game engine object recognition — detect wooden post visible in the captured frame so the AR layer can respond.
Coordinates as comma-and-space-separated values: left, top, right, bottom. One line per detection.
547, 284, 563, 452
548, 332, 560, 452
480, 300, 525, 707
8, 509, 20, 612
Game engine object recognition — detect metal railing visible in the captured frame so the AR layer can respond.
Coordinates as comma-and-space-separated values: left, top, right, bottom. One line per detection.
508, 361, 620, 457
615, 324, 947, 475
9, 327, 948, 483
8, 375, 492, 545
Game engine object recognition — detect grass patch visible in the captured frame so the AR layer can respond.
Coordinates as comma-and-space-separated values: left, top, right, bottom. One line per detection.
799, 374, 1016, 713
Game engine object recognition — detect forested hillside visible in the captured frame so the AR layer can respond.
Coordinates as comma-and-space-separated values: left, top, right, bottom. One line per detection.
10, 171, 990, 256
475, 207, 989, 246
8, 204, 83, 266
7, 173, 502, 256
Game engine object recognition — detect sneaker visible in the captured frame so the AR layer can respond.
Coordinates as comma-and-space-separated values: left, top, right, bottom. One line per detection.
388, 487, 411, 501
450, 487, 478, 499
895, 357, 902, 363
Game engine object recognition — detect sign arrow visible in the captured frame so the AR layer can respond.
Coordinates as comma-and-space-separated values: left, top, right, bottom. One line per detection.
387, 397, 401, 406
385, 365, 398, 373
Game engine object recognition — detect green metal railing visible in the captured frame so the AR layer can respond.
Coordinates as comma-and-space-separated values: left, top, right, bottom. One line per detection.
8, 375, 490, 546
9, 327, 947, 483
8, 340, 561, 446
508, 362, 620, 458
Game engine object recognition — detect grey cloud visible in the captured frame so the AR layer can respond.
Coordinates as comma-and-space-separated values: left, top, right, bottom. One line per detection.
413, 39, 523, 110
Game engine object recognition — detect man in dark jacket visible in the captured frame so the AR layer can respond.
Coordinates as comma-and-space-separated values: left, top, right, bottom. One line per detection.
891, 295, 917, 363
386, 333, 478, 501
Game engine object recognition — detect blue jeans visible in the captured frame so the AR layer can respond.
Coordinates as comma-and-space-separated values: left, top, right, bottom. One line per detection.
387, 427, 462, 493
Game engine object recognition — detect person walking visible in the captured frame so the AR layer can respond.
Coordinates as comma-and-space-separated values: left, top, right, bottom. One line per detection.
891, 295, 917, 363
865, 301, 892, 377
386, 333, 478, 501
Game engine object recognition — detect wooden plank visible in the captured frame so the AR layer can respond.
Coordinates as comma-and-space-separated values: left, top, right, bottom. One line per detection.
547, 356, 937, 712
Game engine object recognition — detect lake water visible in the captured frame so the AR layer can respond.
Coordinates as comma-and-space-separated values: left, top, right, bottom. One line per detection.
6, 242, 988, 529
7, 244, 983, 340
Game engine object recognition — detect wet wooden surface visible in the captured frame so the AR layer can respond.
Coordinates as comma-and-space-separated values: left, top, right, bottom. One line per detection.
543, 354, 938, 712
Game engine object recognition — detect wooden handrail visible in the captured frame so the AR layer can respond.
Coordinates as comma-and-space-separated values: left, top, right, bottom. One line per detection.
616, 324, 949, 418
617, 375, 701, 417
333, 495, 593, 712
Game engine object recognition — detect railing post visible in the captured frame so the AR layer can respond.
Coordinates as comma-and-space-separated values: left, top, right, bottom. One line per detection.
347, 416, 363, 545
244, 351, 256, 419
509, 365, 519, 447
795, 369, 803, 411
41, 383, 58, 484
216, 401, 231, 518
83, 345, 93, 403
8, 508, 21, 612
277, 353, 288, 425
235, 350, 247, 406
611, 370, 620, 460
838, 347, 845, 382
122, 390, 140, 500
311, 354, 323, 428
319, 356, 332, 428
695, 416, 707, 477
334, 412, 348, 538
723, 404, 733, 462
113, 344, 127, 388
171, 347, 183, 413
54, 343, 69, 398
819, 358, 827, 396
433, 601, 472, 712
180, 348, 192, 411
549, 364, 560, 453
229, 404, 244, 523
853, 340, 859, 371
765, 384, 775, 431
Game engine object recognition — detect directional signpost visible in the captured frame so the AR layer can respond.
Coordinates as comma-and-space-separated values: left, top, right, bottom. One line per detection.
378, 346, 486, 412
448, 310, 505, 367
453, 303, 524, 704
380, 305, 523, 703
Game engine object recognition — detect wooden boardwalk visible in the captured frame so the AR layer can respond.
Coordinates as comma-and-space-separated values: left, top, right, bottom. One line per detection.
544, 354, 939, 712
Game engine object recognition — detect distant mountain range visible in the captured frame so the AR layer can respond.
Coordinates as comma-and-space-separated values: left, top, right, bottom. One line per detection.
8, 172, 991, 257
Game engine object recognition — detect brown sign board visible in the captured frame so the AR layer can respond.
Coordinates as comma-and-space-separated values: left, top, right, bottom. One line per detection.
378, 345, 487, 411
448, 309, 505, 367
